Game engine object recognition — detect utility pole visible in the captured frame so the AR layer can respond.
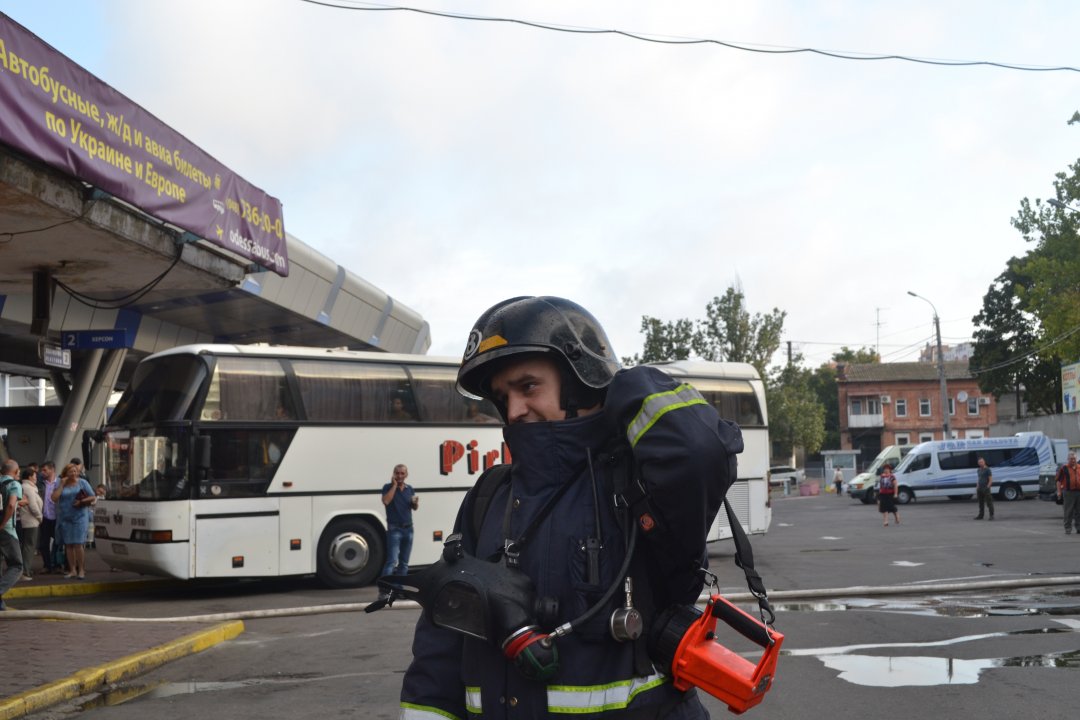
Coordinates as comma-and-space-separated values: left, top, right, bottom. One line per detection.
908, 291, 951, 439
875, 307, 884, 357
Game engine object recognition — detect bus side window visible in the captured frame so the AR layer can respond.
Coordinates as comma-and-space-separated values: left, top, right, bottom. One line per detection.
201, 428, 293, 497
906, 453, 931, 472
940, 451, 978, 470
292, 361, 415, 423
205, 358, 294, 422
407, 364, 500, 423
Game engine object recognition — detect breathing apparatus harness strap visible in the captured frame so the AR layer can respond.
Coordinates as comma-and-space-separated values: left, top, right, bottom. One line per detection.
723, 498, 775, 626
469, 464, 512, 552
468, 463, 581, 566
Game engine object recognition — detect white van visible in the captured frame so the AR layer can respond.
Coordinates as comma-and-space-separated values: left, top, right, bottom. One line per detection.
847, 444, 915, 504
889, 434, 1059, 505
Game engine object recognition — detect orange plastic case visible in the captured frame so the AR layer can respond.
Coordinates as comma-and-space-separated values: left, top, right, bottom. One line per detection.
669, 595, 784, 714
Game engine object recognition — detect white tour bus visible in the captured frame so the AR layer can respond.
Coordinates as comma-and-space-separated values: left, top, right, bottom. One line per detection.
889, 433, 1059, 505
92, 346, 771, 587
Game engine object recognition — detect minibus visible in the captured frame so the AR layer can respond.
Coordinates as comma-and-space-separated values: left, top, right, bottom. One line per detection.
889, 434, 1059, 504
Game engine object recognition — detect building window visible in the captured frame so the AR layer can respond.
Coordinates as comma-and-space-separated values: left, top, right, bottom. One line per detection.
919, 432, 934, 443
919, 398, 931, 416
895, 398, 907, 417
948, 398, 955, 416
968, 398, 979, 415
966, 430, 985, 439
895, 433, 910, 445
867, 397, 881, 414
851, 399, 862, 415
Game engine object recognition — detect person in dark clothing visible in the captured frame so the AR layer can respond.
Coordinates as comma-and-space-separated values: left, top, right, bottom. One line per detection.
974, 457, 995, 521
396, 296, 745, 719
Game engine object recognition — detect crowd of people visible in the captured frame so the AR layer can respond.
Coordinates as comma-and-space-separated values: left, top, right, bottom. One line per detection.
0, 457, 100, 610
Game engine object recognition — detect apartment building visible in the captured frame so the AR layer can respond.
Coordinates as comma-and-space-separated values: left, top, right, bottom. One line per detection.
837, 361, 997, 466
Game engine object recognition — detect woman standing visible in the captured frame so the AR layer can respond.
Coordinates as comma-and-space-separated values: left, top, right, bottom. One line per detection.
17, 468, 43, 580
878, 463, 901, 527
51, 463, 95, 578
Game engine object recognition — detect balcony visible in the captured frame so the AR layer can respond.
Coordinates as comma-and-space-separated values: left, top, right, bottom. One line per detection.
847, 413, 884, 428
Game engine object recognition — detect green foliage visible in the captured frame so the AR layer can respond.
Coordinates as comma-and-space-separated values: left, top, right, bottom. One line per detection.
970, 266, 1061, 415
832, 346, 881, 364
621, 317, 694, 366
767, 361, 826, 456
692, 288, 786, 380
970, 132, 1080, 416
1011, 193, 1080, 365
807, 364, 840, 449
627, 284, 832, 454
625, 286, 785, 379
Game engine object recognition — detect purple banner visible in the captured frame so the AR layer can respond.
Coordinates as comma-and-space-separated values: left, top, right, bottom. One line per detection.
0, 14, 288, 276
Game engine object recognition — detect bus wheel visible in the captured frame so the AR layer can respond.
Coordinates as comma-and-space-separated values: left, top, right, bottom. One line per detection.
317, 518, 384, 588
896, 487, 914, 505
999, 483, 1022, 502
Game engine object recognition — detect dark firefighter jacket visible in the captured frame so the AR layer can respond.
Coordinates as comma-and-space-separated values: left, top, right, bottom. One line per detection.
399, 365, 743, 719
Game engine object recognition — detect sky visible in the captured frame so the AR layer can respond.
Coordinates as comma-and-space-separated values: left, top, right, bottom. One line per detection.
3, 0, 1079, 369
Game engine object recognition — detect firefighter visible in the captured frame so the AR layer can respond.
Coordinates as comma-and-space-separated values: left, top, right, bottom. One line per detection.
398, 296, 743, 719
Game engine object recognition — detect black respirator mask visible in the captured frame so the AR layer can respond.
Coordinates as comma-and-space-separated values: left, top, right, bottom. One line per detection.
367, 533, 563, 681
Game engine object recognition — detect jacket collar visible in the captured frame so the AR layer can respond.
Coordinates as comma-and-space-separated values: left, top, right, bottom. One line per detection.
502, 410, 612, 493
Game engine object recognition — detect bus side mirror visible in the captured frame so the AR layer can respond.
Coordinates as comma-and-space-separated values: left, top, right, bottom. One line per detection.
195, 435, 211, 470
81, 430, 102, 470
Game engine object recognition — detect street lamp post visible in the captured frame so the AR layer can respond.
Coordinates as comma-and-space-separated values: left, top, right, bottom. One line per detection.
907, 290, 951, 440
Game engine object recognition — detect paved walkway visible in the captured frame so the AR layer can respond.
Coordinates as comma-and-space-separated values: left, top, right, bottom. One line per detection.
1, 549, 243, 720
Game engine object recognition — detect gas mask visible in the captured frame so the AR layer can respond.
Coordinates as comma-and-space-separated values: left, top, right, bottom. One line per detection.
367, 533, 562, 681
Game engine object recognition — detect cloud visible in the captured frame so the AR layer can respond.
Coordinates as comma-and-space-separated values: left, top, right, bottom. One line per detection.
15, 0, 1080, 369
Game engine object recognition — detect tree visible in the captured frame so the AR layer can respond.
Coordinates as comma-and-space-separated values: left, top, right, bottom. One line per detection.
970, 127, 1080, 415
1011, 178, 1080, 366
691, 287, 786, 380
970, 266, 1061, 415
832, 346, 881, 364
621, 317, 694, 366
806, 347, 878, 450
767, 359, 826, 458
625, 285, 785, 379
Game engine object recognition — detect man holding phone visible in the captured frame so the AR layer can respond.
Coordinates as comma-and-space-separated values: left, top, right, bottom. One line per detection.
379, 464, 418, 600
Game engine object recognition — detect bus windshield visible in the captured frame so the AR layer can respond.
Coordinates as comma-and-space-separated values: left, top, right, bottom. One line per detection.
103, 427, 192, 500
110, 354, 208, 425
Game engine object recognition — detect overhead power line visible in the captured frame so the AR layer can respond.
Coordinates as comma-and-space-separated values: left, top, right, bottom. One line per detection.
299, 0, 1080, 73
969, 323, 1080, 376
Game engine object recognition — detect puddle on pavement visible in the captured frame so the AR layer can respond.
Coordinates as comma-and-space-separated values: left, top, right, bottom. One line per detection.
772, 588, 1080, 618
81, 679, 272, 709
819, 648, 1080, 686
782, 623, 1080, 688
79, 673, 357, 710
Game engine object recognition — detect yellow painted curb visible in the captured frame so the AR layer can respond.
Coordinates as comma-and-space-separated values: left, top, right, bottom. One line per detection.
5, 578, 174, 600
0, 620, 244, 720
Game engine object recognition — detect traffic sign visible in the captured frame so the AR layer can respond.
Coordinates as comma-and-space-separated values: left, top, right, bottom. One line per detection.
42, 344, 71, 369
61, 329, 130, 350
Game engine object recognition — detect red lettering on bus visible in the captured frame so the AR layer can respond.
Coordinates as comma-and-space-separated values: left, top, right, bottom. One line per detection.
439, 440, 465, 475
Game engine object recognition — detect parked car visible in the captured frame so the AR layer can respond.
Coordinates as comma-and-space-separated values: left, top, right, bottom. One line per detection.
769, 465, 805, 487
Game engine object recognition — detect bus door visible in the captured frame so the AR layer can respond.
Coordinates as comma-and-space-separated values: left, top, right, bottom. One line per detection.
194, 502, 280, 577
